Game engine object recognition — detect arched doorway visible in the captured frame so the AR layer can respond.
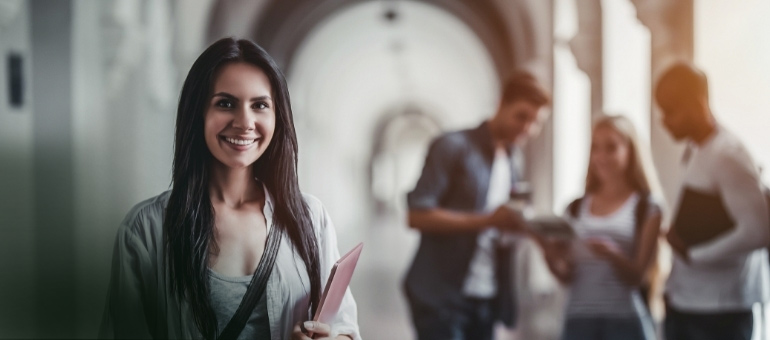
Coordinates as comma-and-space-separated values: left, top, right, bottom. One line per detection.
203, 1, 556, 338
280, 1, 501, 337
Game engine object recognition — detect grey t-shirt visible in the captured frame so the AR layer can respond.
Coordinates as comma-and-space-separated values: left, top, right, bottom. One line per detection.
208, 269, 270, 339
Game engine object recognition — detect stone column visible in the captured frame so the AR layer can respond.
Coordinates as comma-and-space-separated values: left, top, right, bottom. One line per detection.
634, 0, 693, 207
494, 0, 555, 213
570, 0, 603, 116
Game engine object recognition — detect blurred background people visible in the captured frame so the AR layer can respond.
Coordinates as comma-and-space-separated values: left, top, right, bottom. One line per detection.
404, 72, 550, 340
656, 62, 770, 340
543, 115, 663, 340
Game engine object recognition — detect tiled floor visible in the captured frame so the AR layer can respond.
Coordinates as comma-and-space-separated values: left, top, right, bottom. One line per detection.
350, 214, 419, 340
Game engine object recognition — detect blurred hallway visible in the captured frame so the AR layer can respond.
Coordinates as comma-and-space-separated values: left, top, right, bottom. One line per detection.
2, 0, 770, 338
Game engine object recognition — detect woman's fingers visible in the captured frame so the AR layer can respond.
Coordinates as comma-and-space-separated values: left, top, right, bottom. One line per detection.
585, 240, 610, 256
303, 321, 331, 335
292, 321, 333, 340
291, 323, 312, 340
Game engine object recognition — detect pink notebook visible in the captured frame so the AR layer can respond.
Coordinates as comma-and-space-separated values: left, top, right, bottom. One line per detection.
312, 242, 364, 326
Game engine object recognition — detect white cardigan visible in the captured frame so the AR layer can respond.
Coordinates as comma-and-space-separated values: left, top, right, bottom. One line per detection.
99, 185, 361, 339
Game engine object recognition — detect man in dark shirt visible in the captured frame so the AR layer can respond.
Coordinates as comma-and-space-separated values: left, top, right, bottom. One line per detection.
404, 72, 551, 340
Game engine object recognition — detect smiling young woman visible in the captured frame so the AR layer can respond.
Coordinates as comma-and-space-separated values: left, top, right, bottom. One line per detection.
542, 115, 663, 340
99, 38, 360, 340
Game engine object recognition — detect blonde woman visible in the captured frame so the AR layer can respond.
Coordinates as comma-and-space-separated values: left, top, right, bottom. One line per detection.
544, 115, 663, 340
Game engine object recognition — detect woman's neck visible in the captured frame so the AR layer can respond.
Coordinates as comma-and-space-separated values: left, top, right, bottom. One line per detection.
594, 177, 634, 200
208, 163, 263, 208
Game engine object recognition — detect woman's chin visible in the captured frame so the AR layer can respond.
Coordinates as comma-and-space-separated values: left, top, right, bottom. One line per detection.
596, 171, 624, 184
211, 156, 259, 171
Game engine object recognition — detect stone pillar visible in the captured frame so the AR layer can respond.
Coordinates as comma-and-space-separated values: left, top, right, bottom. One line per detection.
494, 0, 555, 213
634, 0, 693, 207
570, 0, 603, 116
632, 0, 693, 325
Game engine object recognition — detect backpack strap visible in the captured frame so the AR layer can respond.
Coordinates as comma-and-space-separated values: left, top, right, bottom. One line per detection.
632, 192, 658, 312
632, 192, 652, 254
567, 197, 584, 219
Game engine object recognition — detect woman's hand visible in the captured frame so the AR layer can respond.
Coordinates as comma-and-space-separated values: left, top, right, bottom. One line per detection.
542, 239, 574, 284
291, 321, 353, 340
585, 236, 644, 286
585, 237, 621, 258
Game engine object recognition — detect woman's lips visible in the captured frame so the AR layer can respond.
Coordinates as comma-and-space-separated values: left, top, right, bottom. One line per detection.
220, 136, 259, 151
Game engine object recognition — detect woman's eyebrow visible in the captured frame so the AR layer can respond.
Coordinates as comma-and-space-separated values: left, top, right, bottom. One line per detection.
250, 95, 272, 102
212, 92, 238, 101
211, 92, 272, 103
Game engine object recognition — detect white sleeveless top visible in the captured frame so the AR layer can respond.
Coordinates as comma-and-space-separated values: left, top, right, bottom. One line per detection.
564, 193, 647, 317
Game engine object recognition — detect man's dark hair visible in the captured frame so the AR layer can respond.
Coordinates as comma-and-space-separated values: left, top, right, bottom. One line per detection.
501, 71, 551, 106
654, 62, 710, 105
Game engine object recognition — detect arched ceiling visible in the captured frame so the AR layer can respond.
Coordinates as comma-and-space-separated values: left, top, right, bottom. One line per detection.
206, 0, 533, 80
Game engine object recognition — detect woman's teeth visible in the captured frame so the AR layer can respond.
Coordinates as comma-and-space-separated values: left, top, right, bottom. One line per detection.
224, 137, 256, 146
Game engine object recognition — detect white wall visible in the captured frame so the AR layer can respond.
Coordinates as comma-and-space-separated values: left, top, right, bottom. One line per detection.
72, 0, 179, 335
696, 0, 770, 184
602, 0, 651, 141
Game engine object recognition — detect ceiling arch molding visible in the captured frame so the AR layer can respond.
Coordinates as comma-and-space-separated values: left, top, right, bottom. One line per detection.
207, 0, 530, 80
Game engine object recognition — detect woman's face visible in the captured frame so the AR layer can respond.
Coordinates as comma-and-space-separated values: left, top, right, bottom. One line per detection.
204, 62, 276, 170
590, 125, 630, 184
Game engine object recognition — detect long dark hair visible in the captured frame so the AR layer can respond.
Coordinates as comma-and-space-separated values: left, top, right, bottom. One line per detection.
163, 38, 321, 339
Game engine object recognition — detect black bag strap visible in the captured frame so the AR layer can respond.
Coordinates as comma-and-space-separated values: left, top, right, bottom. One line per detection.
216, 224, 284, 340
632, 192, 651, 254
567, 197, 584, 219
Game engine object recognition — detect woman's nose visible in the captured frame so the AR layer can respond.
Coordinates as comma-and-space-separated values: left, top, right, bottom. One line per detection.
232, 106, 256, 130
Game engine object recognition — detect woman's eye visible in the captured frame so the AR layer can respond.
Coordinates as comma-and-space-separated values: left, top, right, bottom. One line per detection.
216, 100, 233, 108
253, 102, 269, 110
